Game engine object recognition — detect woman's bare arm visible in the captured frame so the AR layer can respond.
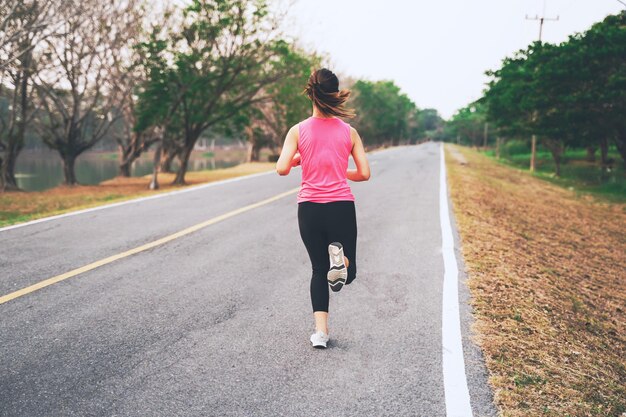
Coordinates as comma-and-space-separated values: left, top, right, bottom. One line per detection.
276, 125, 300, 176
347, 127, 370, 181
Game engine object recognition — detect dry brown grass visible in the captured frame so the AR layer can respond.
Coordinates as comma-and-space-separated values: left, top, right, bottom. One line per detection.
0, 162, 274, 227
446, 145, 626, 417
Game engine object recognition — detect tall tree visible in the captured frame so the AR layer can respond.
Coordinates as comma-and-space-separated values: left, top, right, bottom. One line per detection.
245, 46, 320, 162
108, 0, 159, 177
0, 0, 63, 191
33, 0, 135, 185
351, 80, 416, 146
482, 11, 626, 173
415, 108, 443, 140
135, 0, 294, 185
447, 103, 487, 147
0, 0, 61, 72
581, 12, 626, 167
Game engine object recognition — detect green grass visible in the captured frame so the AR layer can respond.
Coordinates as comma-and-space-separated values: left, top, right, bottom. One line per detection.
0, 211, 36, 227
513, 373, 546, 388
100, 194, 123, 201
483, 143, 626, 203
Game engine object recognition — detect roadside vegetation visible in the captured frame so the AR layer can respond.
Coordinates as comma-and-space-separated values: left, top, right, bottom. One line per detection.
446, 145, 625, 416
441, 12, 625, 415
441, 12, 625, 180
484, 140, 626, 202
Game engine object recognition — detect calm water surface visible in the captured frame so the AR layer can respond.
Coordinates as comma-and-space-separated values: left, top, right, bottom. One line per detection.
15, 149, 246, 191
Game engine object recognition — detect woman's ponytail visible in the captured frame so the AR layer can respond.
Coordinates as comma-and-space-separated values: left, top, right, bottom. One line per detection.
304, 68, 355, 119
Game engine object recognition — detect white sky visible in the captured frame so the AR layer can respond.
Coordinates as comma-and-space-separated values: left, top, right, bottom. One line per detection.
282, 0, 624, 119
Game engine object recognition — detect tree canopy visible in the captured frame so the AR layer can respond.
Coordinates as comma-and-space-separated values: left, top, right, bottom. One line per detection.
479, 11, 626, 174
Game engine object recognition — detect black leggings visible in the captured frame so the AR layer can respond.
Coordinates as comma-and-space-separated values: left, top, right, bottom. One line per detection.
297, 201, 357, 312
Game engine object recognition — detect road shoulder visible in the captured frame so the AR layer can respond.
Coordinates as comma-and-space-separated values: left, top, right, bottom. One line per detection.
445, 144, 626, 416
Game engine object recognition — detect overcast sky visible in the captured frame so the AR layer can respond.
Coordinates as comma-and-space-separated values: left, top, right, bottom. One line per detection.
282, 0, 624, 119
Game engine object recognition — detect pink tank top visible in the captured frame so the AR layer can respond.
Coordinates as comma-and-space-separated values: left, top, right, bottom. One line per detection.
297, 116, 355, 203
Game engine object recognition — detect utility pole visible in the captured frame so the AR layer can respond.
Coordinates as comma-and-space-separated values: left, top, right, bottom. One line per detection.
483, 122, 489, 149
525, 14, 559, 42
525, 2, 559, 172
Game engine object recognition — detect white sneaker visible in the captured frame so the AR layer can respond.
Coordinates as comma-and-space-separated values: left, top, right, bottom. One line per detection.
327, 242, 347, 292
310, 330, 329, 349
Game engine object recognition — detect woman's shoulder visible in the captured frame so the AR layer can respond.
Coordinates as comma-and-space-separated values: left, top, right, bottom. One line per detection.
331, 117, 351, 132
338, 119, 357, 134
290, 118, 311, 132
338, 118, 357, 133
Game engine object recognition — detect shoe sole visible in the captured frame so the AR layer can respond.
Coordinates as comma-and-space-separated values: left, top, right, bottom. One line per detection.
327, 242, 347, 292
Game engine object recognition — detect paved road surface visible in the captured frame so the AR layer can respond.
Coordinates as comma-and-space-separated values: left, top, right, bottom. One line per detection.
0, 142, 496, 416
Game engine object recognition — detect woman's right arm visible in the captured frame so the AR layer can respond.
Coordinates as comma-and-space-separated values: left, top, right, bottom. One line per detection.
347, 127, 370, 182
276, 125, 300, 176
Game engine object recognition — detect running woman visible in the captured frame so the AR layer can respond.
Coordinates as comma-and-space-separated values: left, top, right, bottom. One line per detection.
276, 68, 370, 349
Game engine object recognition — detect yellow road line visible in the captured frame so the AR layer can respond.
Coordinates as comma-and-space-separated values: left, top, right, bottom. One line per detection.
0, 187, 299, 306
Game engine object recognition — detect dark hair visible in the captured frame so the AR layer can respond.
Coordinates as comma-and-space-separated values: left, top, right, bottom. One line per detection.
304, 68, 355, 118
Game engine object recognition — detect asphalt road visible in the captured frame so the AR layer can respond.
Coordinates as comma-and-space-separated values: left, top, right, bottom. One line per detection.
0, 142, 497, 417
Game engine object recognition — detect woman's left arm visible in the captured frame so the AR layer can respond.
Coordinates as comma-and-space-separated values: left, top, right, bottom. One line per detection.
276, 125, 300, 176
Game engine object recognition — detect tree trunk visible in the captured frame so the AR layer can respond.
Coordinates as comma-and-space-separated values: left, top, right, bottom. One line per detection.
615, 129, 626, 168
62, 153, 78, 185
247, 141, 260, 162
554, 153, 561, 177
585, 146, 597, 162
495, 136, 502, 159
246, 127, 261, 162
2, 145, 22, 191
544, 139, 563, 177
173, 144, 193, 185
1, 47, 30, 192
160, 147, 176, 173
2, 45, 32, 192
119, 160, 132, 177
530, 135, 537, 172
483, 122, 489, 148
599, 137, 609, 171
149, 142, 162, 190
118, 144, 133, 177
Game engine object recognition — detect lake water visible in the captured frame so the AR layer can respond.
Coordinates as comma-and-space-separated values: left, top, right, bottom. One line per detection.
14, 149, 247, 191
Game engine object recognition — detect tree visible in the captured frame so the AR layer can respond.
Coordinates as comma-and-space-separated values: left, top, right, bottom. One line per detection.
447, 103, 487, 147
0, 0, 61, 72
482, 11, 626, 174
135, 0, 295, 185
245, 46, 320, 162
415, 108, 444, 140
580, 12, 626, 167
108, 0, 159, 177
33, 0, 135, 185
351, 80, 416, 146
0, 0, 64, 191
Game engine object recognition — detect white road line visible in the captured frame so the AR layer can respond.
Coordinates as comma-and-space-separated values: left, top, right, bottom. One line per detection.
439, 143, 473, 417
0, 170, 275, 233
